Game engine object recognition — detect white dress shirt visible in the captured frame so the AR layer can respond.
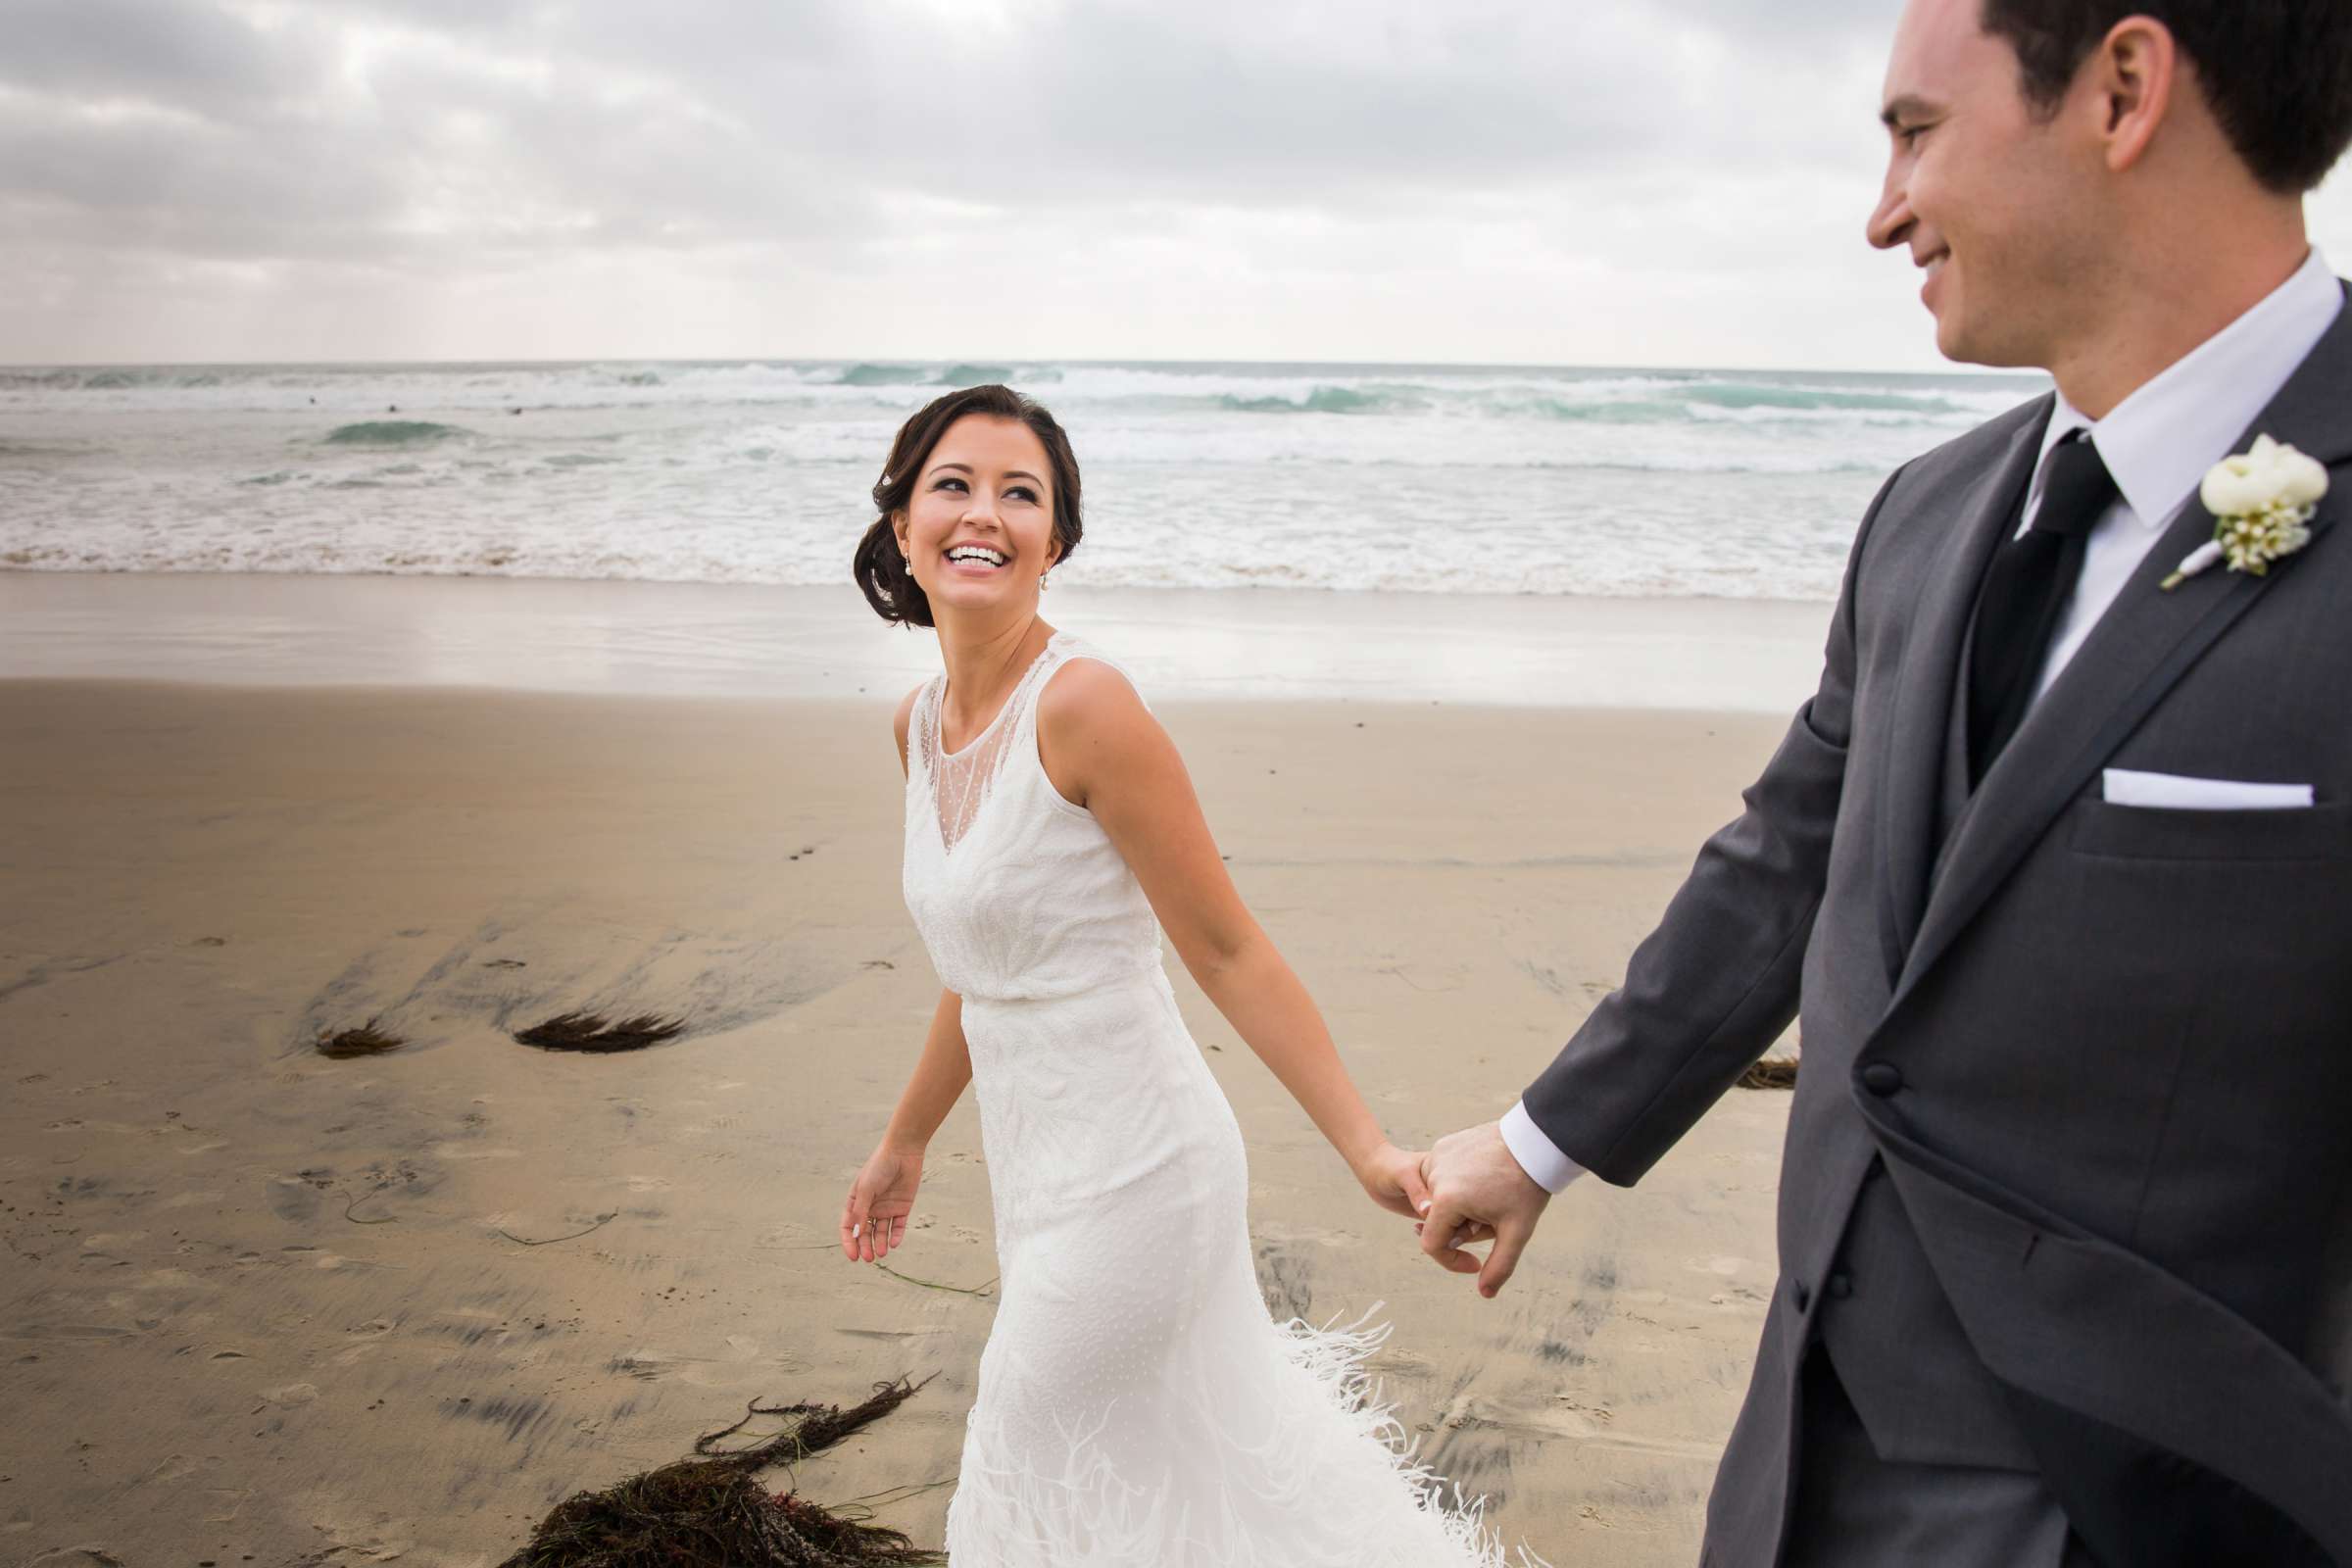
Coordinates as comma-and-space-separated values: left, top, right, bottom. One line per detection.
1500, 247, 2345, 1195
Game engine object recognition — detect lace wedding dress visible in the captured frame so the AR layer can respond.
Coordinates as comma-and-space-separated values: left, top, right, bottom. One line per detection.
902, 629, 1528, 1566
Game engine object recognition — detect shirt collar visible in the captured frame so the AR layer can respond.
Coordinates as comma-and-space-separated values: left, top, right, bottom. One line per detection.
2034, 246, 2344, 531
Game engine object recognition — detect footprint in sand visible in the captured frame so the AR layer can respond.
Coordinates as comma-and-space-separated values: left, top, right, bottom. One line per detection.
136, 1450, 202, 1484
267, 1179, 324, 1223
79, 1231, 147, 1253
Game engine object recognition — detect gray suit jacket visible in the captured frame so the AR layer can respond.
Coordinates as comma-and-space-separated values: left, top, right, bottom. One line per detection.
1521, 286, 2352, 1565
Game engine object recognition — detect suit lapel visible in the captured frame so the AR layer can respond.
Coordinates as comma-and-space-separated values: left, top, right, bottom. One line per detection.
1933, 595, 1984, 876
1871, 400, 2050, 983
1886, 291, 2352, 1018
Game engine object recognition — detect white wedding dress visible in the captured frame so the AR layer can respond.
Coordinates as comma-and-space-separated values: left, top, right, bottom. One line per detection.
902, 629, 1529, 1567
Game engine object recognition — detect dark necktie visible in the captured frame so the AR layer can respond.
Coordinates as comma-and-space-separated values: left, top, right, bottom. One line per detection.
1966, 429, 2118, 785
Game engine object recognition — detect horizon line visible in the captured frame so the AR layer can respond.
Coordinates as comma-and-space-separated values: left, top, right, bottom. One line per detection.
1, 351, 2045, 380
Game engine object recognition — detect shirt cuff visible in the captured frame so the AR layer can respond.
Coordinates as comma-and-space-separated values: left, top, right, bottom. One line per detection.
1499, 1099, 1586, 1194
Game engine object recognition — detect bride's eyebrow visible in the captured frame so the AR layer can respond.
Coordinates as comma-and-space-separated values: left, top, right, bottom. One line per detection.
925, 460, 1043, 487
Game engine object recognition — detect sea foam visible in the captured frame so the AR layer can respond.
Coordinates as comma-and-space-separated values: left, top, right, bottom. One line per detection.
0, 357, 2046, 601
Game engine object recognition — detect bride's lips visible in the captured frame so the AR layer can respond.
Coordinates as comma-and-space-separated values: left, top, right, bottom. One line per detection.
941, 545, 1011, 577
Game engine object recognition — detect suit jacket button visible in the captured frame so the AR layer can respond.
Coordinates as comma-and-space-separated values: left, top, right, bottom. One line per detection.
1828, 1272, 1853, 1299
1792, 1279, 1812, 1311
1860, 1062, 1904, 1097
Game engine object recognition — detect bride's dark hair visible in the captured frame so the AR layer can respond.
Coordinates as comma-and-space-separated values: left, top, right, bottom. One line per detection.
854, 383, 1085, 628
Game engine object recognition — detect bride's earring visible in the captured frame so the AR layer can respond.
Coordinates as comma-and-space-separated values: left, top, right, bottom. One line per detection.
1040, 570, 1053, 592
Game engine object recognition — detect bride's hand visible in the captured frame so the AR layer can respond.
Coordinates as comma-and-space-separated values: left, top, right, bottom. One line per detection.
1353, 1141, 1436, 1221
842, 1144, 923, 1264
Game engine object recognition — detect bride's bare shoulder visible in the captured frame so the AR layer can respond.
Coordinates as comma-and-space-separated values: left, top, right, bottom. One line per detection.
1036, 654, 1161, 810
1037, 653, 1150, 739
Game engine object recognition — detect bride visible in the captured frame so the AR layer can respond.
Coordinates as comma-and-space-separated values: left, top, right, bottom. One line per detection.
841, 382, 1531, 1566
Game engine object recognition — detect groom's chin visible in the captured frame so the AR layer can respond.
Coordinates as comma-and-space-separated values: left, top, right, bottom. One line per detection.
1931, 313, 2031, 374
1929, 303, 1973, 364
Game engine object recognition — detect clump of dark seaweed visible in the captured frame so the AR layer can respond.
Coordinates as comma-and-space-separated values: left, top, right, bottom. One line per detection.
1739, 1056, 1799, 1090
317, 1016, 404, 1058
499, 1377, 944, 1567
514, 1010, 686, 1053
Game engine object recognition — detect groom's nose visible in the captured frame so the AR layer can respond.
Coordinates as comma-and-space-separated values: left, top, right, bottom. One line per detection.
1868, 166, 1915, 252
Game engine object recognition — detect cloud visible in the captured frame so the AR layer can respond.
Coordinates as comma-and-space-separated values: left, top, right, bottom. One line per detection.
0, 0, 2344, 367
0, 0, 310, 116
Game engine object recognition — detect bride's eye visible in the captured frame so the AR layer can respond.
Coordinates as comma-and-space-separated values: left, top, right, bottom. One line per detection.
933, 476, 967, 492
1005, 484, 1039, 503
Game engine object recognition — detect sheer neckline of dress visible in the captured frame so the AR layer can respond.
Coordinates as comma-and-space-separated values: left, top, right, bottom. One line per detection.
934, 629, 1067, 760
923, 629, 1071, 856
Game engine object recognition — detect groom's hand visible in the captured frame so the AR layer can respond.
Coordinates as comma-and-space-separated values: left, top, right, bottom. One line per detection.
1417, 1121, 1550, 1298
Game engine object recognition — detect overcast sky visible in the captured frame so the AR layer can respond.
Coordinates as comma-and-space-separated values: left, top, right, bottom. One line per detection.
6, 0, 2350, 370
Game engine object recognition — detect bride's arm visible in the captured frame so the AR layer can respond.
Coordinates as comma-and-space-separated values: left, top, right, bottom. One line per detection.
1037, 661, 1432, 1220
843, 988, 972, 1263
884, 987, 975, 1151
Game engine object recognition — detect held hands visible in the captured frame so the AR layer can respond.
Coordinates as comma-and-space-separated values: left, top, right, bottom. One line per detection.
841, 1143, 923, 1264
1415, 1120, 1550, 1298
1351, 1139, 1437, 1221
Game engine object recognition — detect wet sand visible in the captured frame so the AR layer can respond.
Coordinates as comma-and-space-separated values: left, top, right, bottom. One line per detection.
0, 569, 1833, 712
0, 674, 1796, 1565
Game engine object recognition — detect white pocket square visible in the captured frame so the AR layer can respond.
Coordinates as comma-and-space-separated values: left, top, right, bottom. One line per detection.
2102, 768, 2315, 810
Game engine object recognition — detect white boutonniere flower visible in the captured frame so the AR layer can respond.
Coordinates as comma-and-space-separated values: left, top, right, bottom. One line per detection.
2161, 434, 2328, 590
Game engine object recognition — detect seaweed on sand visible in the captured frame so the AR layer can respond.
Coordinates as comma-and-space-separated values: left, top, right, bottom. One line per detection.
500, 1376, 946, 1567
514, 1010, 687, 1053
317, 1016, 404, 1058
1738, 1056, 1800, 1090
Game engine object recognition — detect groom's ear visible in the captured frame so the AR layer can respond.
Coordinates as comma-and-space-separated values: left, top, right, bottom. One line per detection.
2085, 17, 2180, 175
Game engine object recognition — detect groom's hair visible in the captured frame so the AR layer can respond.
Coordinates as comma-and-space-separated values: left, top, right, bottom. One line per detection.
1980, 0, 2352, 193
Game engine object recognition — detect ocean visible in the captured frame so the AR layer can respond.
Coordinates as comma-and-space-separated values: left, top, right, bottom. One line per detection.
0, 359, 2046, 602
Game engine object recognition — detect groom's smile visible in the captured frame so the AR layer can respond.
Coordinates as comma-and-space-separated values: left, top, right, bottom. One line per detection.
1918, 247, 1952, 312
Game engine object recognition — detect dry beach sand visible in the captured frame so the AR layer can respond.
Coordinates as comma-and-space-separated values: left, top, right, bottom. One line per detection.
0, 595, 1803, 1565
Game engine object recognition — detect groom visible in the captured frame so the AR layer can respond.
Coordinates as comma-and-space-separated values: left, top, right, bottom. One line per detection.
1419, 1, 2352, 1563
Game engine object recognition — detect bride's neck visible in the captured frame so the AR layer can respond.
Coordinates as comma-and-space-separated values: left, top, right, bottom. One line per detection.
936, 612, 1054, 720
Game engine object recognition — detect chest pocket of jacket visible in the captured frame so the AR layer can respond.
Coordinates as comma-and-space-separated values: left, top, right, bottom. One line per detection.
2068, 796, 2349, 861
